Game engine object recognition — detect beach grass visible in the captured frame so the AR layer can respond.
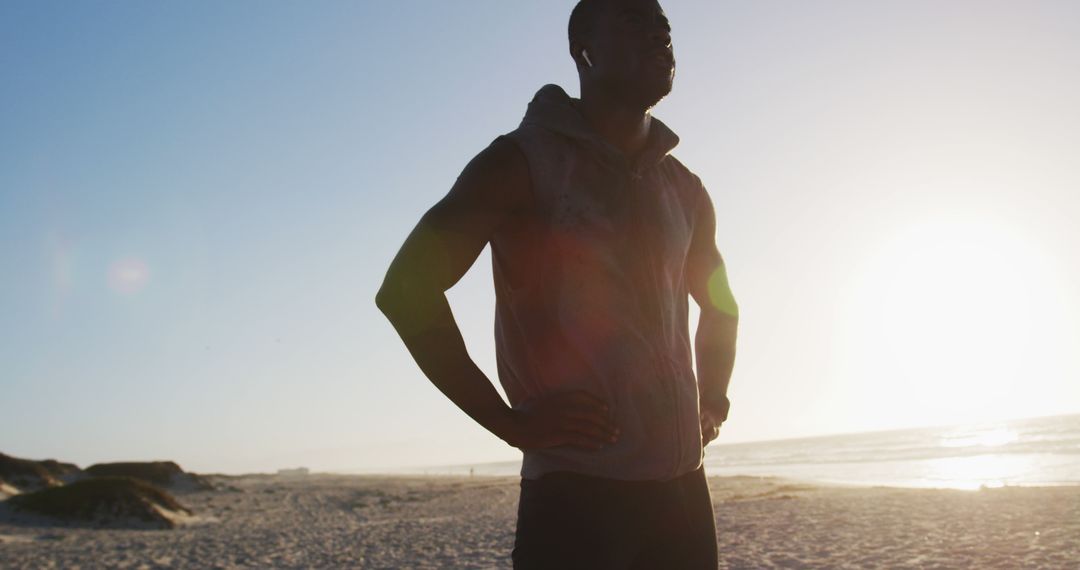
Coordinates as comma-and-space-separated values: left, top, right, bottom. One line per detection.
8, 476, 190, 529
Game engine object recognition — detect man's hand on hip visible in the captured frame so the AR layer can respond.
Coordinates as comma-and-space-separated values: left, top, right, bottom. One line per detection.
504, 390, 619, 452
700, 407, 723, 446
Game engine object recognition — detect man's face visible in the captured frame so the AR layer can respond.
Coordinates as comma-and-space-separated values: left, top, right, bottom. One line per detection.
587, 0, 674, 108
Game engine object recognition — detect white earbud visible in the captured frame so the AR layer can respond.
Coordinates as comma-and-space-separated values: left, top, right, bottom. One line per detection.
582, 50, 593, 68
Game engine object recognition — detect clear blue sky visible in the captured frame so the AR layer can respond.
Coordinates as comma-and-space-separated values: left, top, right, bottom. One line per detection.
3, 1, 1079, 474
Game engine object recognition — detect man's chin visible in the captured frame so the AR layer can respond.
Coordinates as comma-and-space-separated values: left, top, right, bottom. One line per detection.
636, 77, 673, 108
610, 77, 674, 110
642, 85, 673, 110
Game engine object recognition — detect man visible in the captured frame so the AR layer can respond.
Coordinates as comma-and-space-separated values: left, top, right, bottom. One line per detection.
376, 0, 738, 567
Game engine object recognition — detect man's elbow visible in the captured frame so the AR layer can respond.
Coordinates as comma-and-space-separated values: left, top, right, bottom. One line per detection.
375, 277, 405, 317
701, 303, 739, 328
376, 275, 439, 319
721, 300, 739, 323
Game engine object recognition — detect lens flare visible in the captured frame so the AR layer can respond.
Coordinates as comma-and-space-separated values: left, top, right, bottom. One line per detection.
707, 265, 739, 318
107, 257, 150, 294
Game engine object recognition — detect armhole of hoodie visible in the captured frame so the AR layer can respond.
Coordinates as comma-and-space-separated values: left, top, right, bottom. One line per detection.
491, 131, 545, 295
492, 133, 539, 216
692, 172, 708, 233
666, 154, 706, 231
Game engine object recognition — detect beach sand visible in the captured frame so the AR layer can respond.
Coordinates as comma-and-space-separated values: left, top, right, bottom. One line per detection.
0, 473, 1077, 569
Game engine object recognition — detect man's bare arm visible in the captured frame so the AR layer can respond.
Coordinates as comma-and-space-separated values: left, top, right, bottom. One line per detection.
375, 138, 531, 444
686, 183, 739, 423
375, 138, 617, 451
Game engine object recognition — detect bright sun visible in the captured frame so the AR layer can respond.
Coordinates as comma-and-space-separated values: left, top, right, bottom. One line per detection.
836, 214, 1070, 426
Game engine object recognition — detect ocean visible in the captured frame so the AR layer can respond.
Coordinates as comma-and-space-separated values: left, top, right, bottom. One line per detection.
404, 413, 1080, 490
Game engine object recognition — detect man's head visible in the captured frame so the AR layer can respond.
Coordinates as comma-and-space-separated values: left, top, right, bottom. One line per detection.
568, 0, 675, 110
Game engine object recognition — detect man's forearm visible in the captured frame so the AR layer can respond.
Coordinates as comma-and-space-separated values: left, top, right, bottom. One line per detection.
376, 284, 516, 442
695, 310, 738, 420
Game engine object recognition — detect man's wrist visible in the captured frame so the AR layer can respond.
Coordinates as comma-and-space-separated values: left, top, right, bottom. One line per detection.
701, 392, 730, 423
478, 405, 519, 447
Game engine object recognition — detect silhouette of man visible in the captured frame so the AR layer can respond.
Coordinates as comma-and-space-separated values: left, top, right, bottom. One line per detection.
377, 0, 738, 567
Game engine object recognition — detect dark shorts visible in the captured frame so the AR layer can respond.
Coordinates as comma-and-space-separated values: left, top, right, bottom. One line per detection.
512, 464, 718, 569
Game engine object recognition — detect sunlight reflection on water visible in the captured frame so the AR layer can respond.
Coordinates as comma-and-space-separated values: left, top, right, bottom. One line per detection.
938, 426, 1019, 449
918, 453, 1035, 490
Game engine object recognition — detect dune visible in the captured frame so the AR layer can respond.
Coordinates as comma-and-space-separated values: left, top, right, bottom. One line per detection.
3, 476, 193, 530
0, 453, 61, 492
35, 459, 83, 484
84, 461, 213, 492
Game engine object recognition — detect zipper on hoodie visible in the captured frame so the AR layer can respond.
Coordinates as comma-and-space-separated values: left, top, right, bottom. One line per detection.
627, 166, 683, 481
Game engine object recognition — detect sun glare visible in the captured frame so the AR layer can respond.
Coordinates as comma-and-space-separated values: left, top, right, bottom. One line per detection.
836, 214, 1069, 426
919, 453, 1036, 490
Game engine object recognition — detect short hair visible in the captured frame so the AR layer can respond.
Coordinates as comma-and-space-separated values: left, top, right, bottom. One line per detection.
568, 0, 607, 43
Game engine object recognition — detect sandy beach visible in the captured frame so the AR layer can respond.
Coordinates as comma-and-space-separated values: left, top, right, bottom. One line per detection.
0, 472, 1077, 569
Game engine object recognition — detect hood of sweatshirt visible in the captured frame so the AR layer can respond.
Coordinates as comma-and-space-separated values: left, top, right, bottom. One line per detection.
518, 83, 680, 175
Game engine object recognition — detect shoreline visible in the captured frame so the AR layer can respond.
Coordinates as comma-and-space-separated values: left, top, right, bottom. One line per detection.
326, 469, 1080, 492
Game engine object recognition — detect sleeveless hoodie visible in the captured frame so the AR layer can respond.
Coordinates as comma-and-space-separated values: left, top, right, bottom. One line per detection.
490, 83, 706, 482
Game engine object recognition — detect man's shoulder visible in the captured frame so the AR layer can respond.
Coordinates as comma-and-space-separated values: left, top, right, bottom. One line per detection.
458, 134, 533, 215
661, 153, 704, 189
496, 123, 568, 153
492, 124, 573, 190
481, 134, 529, 169
660, 153, 707, 212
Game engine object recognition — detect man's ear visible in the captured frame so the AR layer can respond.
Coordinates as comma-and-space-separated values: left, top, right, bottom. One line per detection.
569, 40, 588, 69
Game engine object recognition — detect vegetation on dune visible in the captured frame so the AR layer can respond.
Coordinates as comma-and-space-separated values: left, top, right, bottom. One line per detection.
84, 461, 213, 491
8, 476, 191, 529
36, 459, 83, 481
0, 452, 61, 491
85, 461, 185, 486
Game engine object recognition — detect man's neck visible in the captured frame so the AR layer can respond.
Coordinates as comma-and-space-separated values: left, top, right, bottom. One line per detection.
574, 84, 652, 162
